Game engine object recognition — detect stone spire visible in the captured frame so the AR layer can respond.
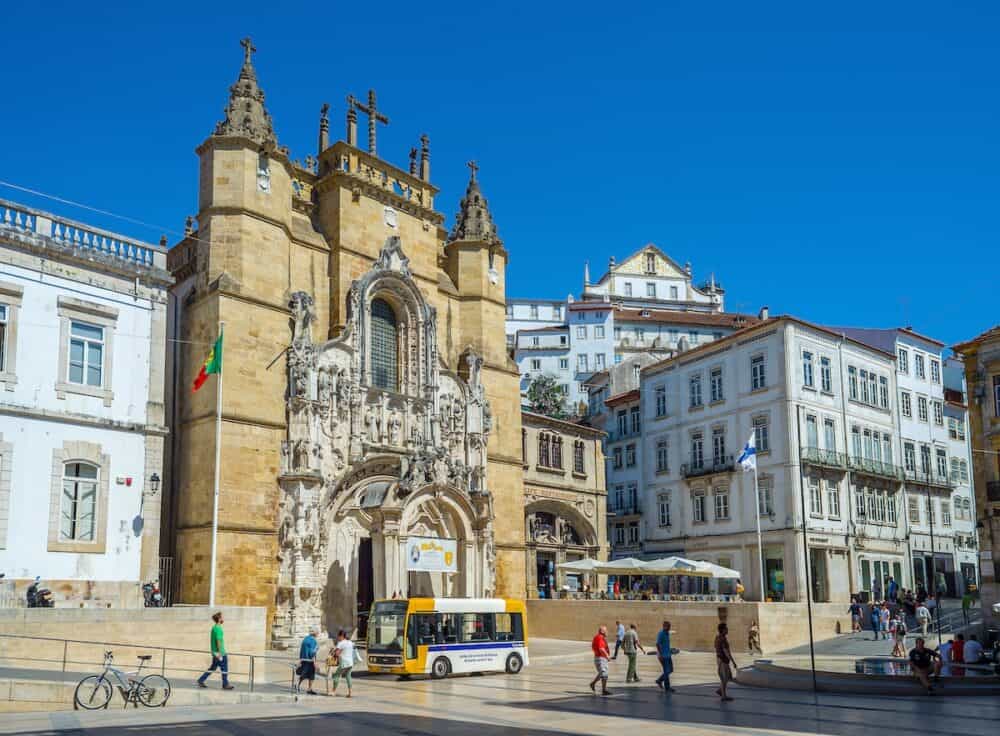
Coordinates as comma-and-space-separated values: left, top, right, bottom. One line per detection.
448, 161, 501, 245
214, 37, 283, 152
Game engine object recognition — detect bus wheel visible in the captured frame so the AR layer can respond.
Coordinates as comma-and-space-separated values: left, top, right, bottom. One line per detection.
431, 657, 451, 679
505, 653, 524, 675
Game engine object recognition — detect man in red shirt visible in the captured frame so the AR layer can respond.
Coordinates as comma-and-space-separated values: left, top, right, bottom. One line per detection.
589, 625, 612, 695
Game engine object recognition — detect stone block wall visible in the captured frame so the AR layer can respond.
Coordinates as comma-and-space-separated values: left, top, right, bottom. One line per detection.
526, 600, 850, 653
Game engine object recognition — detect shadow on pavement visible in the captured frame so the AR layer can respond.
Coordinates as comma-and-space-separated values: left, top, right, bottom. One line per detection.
16, 711, 591, 735
492, 681, 1000, 736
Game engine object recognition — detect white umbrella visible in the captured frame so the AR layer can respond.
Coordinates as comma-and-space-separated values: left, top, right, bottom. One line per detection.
556, 558, 603, 572
691, 560, 741, 580
600, 557, 649, 574
638, 556, 707, 576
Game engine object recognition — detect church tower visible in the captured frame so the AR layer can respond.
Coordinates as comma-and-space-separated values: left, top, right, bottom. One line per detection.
168, 40, 525, 636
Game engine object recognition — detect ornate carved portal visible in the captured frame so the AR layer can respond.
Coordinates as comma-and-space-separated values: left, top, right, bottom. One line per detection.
273, 237, 495, 642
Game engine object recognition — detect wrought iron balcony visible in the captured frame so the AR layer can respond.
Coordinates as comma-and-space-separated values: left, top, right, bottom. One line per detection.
609, 503, 642, 517
902, 468, 955, 490
681, 454, 734, 479
987, 481, 1000, 502
847, 455, 901, 481
800, 447, 847, 470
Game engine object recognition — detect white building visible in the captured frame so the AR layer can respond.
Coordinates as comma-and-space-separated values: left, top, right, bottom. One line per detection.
944, 357, 979, 590
636, 316, 905, 603
509, 244, 758, 415
836, 327, 979, 598
0, 199, 171, 607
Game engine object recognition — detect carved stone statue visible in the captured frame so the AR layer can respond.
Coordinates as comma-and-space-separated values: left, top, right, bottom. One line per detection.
389, 410, 402, 446
293, 439, 311, 471
289, 291, 316, 345
317, 367, 332, 406
280, 441, 290, 474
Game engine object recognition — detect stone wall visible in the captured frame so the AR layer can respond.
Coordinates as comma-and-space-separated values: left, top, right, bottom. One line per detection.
0, 606, 268, 684
526, 600, 850, 653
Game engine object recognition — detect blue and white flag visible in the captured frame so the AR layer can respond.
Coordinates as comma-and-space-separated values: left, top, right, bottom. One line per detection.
737, 431, 757, 472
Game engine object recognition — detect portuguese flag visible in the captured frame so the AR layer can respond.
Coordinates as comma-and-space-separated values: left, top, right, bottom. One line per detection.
192, 331, 223, 392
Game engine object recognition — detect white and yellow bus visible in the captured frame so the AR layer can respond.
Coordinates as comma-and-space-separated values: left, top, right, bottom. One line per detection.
366, 598, 528, 679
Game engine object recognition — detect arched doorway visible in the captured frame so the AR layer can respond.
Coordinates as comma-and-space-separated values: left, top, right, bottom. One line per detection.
525, 500, 599, 598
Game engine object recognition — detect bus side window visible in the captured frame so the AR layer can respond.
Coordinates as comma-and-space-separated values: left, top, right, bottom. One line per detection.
495, 613, 512, 642
461, 613, 492, 642
510, 613, 524, 642
406, 616, 418, 659
440, 613, 460, 643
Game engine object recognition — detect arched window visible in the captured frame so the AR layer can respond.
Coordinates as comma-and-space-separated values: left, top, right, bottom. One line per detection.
61, 462, 98, 541
370, 298, 398, 390
538, 433, 550, 467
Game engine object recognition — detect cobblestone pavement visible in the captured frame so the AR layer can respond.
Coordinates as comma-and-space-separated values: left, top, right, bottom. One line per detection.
4, 649, 1000, 735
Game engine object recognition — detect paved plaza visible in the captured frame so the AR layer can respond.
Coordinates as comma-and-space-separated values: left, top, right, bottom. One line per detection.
3, 644, 1000, 736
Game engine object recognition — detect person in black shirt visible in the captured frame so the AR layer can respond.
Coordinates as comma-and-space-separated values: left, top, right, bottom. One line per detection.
908, 637, 941, 694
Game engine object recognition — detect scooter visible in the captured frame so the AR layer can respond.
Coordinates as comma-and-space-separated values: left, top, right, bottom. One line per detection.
142, 581, 163, 607
26, 580, 54, 608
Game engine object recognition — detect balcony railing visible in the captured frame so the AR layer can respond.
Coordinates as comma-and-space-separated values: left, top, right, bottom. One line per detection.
847, 455, 901, 480
1, 198, 164, 269
609, 504, 641, 517
682, 454, 734, 479
800, 447, 847, 469
987, 481, 1000, 502
901, 468, 955, 490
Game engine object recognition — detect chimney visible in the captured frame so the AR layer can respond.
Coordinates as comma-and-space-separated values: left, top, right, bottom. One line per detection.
758, 306, 770, 321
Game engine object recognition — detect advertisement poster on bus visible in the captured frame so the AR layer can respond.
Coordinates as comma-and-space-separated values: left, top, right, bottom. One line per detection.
406, 537, 458, 573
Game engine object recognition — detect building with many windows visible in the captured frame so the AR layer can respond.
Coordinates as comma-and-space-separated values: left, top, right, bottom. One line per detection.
836, 328, 978, 599
521, 412, 607, 597
952, 325, 1000, 621
509, 244, 758, 414
0, 198, 171, 607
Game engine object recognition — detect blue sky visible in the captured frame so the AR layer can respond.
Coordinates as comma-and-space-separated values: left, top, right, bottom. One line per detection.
2, 1, 997, 346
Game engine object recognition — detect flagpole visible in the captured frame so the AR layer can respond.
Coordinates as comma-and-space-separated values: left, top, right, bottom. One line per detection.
753, 460, 766, 603
208, 322, 224, 607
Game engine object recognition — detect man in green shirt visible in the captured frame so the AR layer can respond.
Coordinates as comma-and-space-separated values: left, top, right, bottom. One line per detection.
197, 611, 234, 690
622, 623, 646, 683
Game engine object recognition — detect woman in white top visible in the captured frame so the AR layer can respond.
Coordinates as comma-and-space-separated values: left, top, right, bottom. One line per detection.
331, 629, 356, 698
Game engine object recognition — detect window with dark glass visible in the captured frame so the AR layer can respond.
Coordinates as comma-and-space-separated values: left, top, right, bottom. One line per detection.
370, 298, 398, 390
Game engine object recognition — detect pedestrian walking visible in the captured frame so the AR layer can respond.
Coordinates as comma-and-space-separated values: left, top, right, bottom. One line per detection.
961, 590, 972, 624
589, 625, 612, 696
879, 602, 890, 640
747, 620, 762, 655
612, 620, 625, 660
622, 623, 645, 683
887, 576, 898, 601
330, 629, 355, 697
869, 604, 881, 641
714, 623, 737, 702
197, 611, 234, 690
297, 626, 319, 695
848, 598, 862, 633
654, 620, 675, 692
916, 602, 931, 635
891, 614, 907, 658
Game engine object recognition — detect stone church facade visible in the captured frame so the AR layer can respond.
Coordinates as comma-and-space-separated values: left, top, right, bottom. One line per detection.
166, 40, 525, 640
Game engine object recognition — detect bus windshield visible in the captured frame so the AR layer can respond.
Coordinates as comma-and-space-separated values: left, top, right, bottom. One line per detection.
368, 600, 408, 652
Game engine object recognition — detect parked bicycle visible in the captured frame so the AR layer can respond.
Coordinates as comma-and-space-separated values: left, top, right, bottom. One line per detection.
74, 651, 171, 710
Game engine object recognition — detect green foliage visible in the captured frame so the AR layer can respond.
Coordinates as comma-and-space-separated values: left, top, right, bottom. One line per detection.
526, 373, 569, 419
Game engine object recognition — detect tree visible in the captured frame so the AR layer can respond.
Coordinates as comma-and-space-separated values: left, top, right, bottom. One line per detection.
525, 373, 569, 419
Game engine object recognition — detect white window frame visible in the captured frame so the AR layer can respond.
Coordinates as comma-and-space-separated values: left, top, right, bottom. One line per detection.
930, 359, 940, 383
558, 358, 568, 370
917, 396, 928, 423
710, 366, 724, 403
576, 326, 587, 339
714, 487, 730, 520
531, 359, 541, 370
897, 348, 908, 374
0, 281, 24, 390
669, 285, 679, 300
932, 400, 943, 426
594, 325, 605, 339
802, 350, 814, 388
646, 282, 656, 297
914, 353, 925, 379
656, 438, 669, 473
826, 479, 841, 518
655, 385, 667, 417
657, 493, 671, 527
692, 491, 706, 523
751, 354, 766, 391
753, 414, 770, 453
56, 297, 118, 406
757, 476, 774, 516
901, 391, 912, 418
47, 440, 110, 553
820, 356, 832, 393
809, 476, 822, 516
689, 373, 703, 408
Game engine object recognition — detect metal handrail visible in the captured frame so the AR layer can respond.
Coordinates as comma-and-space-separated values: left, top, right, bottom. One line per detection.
0, 631, 300, 693
800, 446, 847, 468
681, 454, 734, 478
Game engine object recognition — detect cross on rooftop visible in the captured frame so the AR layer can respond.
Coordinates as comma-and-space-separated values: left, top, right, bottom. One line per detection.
240, 37, 256, 65
467, 160, 479, 181
350, 89, 389, 156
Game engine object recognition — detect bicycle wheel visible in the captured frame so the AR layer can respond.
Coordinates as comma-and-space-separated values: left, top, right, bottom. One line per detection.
74, 675, 113, 710
137, 674, 171, 707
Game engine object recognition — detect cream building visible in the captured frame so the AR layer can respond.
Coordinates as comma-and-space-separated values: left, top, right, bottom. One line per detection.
521, 412, 606, 597
0, 198, 170, 607
165, 40, 524, 642
952, 325, 1000, 620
